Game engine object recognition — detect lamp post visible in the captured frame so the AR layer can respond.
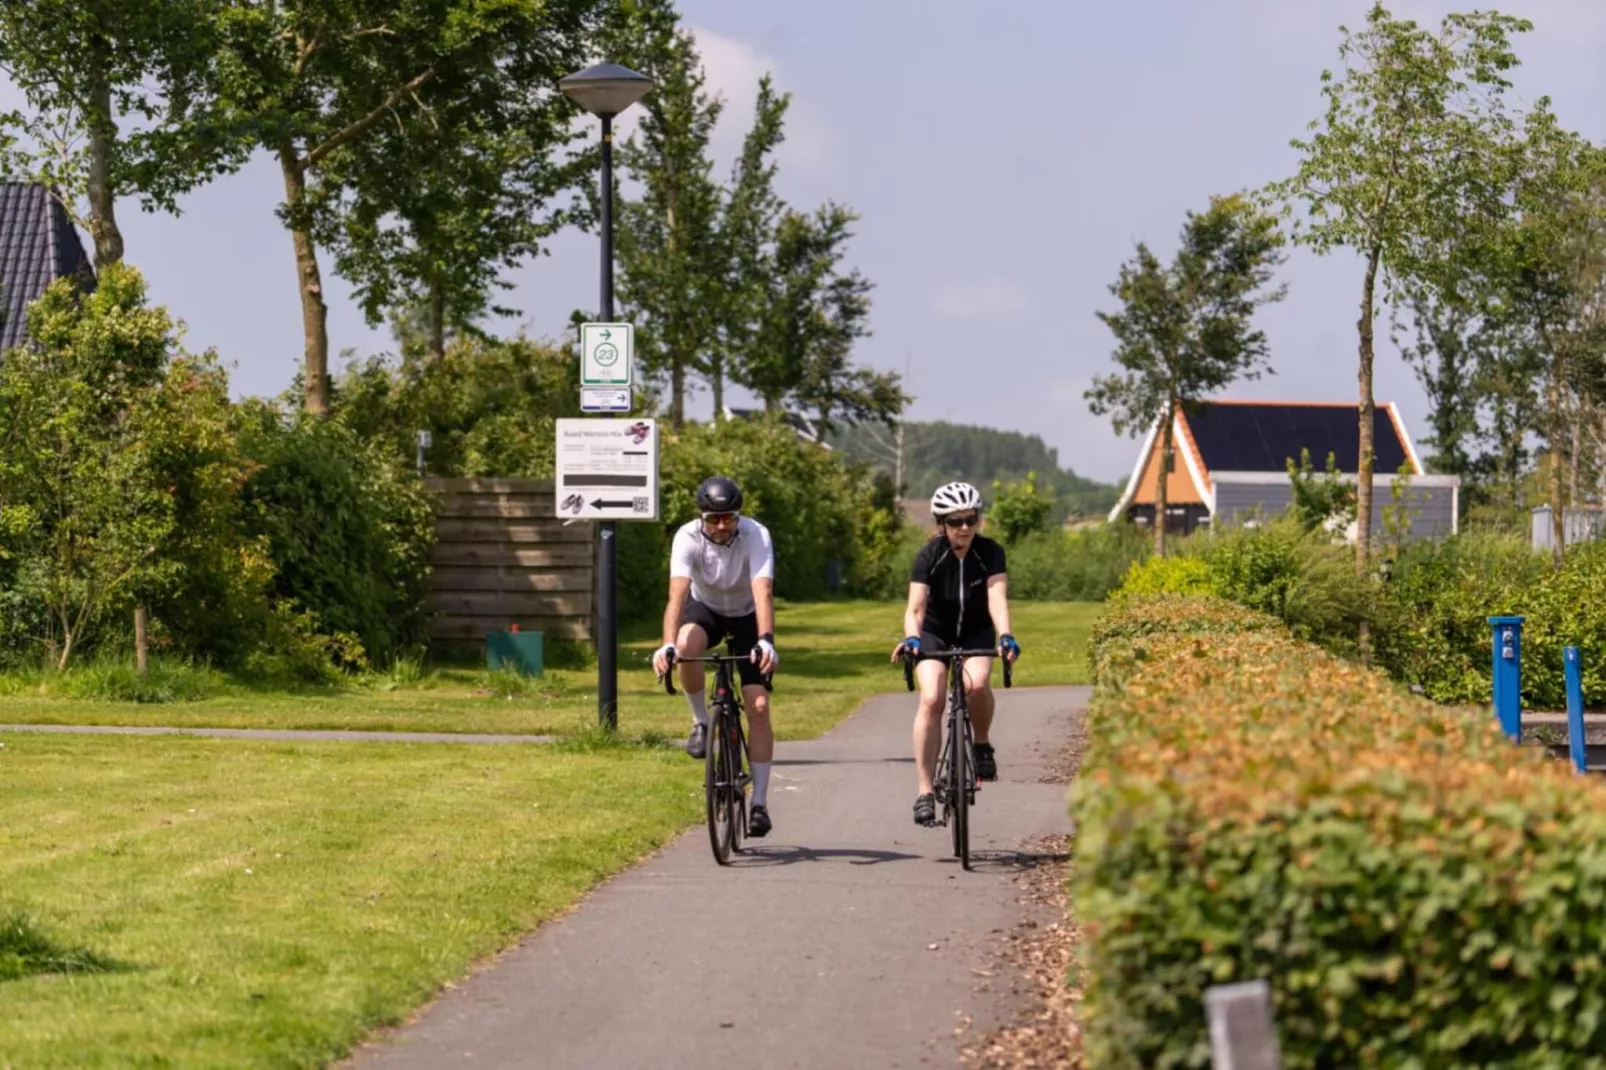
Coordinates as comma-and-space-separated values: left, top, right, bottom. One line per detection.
560, 62, 653, 730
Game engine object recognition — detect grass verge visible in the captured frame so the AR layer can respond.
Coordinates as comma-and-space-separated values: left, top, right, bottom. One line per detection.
0, 601, 1099, 739
0, 733, 701, 1067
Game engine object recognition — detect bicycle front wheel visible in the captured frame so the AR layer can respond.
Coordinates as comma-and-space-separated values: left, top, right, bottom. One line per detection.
705, 709, 735, 865
949, 703, 970, 870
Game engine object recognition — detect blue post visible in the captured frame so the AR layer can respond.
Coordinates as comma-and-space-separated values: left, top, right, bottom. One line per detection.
1489, 615, 1524, 743
1566, 645, 1587, 774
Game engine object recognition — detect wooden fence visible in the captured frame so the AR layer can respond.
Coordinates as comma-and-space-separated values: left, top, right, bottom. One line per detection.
423, 478, 595, 651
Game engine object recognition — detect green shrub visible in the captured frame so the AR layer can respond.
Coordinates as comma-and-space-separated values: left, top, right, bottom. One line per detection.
1003, 523, 1149, 601
1112, 554, 1219, 599
988, 469, 1056, 543
1197, 517, 1374, 657
236, 409, 434, 667
1370, 532, 1606, 709
1076, 594, 1606, 1067
619, 416, 903, 616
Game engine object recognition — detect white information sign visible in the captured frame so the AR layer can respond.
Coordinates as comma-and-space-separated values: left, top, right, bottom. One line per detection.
554, 418, 659, 521
580, 386, 631, 413
580, 322, 633, 387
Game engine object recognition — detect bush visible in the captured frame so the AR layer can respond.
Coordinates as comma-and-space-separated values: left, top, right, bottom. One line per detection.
988, 469, 1056, 543
1003, 523, 1149, 601
1111, 554, 1218, 599
618, 416, 902, 616
1370, 532, 1606, 710
236, 408, 435, 667
1075, 594, 1606, 1067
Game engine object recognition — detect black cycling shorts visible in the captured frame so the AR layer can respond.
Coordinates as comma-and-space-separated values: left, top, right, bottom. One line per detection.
681, 599, 771, 690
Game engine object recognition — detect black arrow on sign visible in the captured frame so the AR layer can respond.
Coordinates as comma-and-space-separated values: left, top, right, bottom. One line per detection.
590, 498, 634, 509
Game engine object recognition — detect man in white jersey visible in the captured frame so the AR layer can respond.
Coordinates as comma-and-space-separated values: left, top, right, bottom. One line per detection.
651, 475, 780, 837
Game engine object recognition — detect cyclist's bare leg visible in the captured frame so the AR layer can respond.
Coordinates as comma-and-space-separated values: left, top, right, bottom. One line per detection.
742, 685, 773, 763
674, 622, 710, 699
912, 659, 947, 795
743, 685, 775, 833
963, 656, 995, 745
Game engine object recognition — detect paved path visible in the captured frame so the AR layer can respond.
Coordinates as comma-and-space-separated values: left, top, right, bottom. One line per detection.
0, 724, 554, 744
345, 685, 1087, 1070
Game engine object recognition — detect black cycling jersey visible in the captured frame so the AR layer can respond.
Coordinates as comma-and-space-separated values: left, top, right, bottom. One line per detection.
910, 533, 1006, 642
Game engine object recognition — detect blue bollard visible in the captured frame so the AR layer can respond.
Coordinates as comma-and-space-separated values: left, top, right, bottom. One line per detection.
1566, 646, 1587, 774
1489, 615, 1524, 742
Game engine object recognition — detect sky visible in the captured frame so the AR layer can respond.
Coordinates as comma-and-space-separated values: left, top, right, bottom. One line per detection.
3, 0, 1605, 484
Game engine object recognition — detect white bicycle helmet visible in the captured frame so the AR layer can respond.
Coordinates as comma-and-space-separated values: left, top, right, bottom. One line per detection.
930, 481, 983, 517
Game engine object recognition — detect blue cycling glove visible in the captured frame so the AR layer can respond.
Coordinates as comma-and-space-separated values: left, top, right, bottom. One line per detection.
999, 634, 1021, 659
901, 636, 922, 656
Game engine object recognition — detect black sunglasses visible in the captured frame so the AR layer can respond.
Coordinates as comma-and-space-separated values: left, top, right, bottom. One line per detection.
943, 513, 980, 529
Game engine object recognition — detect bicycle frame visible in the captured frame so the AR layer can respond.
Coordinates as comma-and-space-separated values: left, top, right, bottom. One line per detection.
902, 647, 1012, 871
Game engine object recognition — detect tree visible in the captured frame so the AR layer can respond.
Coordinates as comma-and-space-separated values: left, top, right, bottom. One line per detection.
712, 75, 789, 421
1484, 105, 1606, 567
0, 0, 225, 267
1265, 3, 1529, 576
203, 0, 590, 415
610, 0, 724, 429
309, 4, 602, 362
1086, 193, 1287, 555
0, 266, 205, 668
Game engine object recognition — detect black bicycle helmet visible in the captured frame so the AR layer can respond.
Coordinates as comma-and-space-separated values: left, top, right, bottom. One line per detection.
696, 475, 743, 513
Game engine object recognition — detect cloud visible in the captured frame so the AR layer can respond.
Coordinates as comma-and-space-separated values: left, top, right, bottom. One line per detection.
605, 27, 834, 179
928, 279, 1027, 322
691, 27, 833, 177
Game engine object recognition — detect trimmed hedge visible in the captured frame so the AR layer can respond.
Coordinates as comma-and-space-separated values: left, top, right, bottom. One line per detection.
1074, 594, 1606, 1068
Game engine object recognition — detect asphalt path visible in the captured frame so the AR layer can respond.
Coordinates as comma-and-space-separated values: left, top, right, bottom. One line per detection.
346, 685, 1087, 1070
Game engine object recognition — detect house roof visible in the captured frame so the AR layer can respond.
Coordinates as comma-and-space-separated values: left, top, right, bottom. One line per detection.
1183, 401, 1415, 476
0, 182, 95, 353
1107, 399, 1429, 523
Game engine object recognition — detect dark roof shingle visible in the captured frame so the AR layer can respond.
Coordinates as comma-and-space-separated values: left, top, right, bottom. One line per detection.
0, 182, 95, 353
1184, 402, 1411, 475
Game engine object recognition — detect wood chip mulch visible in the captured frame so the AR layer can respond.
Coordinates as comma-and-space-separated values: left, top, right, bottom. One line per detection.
957, 715, 1090, 1069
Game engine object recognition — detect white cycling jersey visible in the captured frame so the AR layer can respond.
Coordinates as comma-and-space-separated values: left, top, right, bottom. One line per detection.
669, 516, 775, 616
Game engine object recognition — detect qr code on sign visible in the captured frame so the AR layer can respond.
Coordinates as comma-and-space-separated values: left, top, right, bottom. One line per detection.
632, 497, 649, 513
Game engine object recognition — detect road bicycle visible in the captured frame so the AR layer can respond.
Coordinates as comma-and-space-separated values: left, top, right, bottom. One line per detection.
901, 647, 1012, 871
662, 653, 766, 865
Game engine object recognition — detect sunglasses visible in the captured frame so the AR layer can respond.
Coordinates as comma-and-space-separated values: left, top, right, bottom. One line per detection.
943, 513, 980, 529
702, 512, 739, 527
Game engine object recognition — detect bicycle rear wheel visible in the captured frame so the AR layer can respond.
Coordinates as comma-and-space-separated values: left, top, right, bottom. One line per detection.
705, 707, 735, 865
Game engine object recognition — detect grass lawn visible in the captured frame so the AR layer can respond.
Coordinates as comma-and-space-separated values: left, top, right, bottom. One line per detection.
0, 600, 1098, 1066
0, 601, 1099, 740
0, 733, 703, 1067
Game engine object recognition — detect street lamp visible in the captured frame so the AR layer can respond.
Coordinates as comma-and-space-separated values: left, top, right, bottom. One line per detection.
561, 61, 653, 730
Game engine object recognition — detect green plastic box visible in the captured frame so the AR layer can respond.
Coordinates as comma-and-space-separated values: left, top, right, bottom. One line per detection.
486, 630, 544, 676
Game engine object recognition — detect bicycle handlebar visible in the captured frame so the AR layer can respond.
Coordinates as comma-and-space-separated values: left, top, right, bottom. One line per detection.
900, 647, 1013, 691
658, 652, 773, 695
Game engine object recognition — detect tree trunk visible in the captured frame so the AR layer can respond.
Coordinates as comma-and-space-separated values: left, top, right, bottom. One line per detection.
134, 606, 149, 676
1570, 394, 1583, 507
710, 358, 725, 423
279, 147, 330, 416
1355, 249, 1380, 575
1154, 396, 1174, 557
1355, 249, 1382, 666
671, 361, 686, 429
1550, 353, 1566, 570
84, 35, 124, 268
426, 278, 446, 363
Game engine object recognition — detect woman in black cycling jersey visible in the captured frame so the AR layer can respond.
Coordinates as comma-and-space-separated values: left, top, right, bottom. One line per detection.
890, 481, 1021, 827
